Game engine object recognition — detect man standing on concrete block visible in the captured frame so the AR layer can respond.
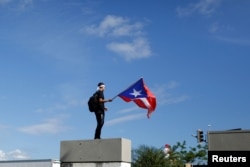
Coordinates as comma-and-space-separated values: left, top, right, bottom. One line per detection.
94, 82, 112, 139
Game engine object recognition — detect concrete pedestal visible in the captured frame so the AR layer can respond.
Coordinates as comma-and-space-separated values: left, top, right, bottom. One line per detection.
60, 138, 131, 167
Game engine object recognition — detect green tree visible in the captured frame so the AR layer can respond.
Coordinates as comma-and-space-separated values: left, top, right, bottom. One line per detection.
132, 141, 207, 167
132, 145, 168, 167
168, 141, 207, 166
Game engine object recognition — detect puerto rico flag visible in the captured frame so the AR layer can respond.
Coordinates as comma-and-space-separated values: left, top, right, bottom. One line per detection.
117, 78, 156, 118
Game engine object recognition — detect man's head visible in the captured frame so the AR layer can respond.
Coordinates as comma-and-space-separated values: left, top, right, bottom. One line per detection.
165, 144, 170, 148
97, 82, 105, 91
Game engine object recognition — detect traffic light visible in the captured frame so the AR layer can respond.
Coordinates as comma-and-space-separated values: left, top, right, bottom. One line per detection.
197, 129, 204, 143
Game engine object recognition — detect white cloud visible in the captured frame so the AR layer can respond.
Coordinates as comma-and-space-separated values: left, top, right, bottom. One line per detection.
176, 0, 222, 17
106, 113, 145, 126
214, 36, 250, 46
0, 0, 33, 10
84, 15, 152, 61
0, 124, 8, 131
0, 150, 7, 160
107, 37, 151, 61
117, 106, 139, 114
209, 22, 234, 34
0, 0, 11, 5
19, 0, 33, 10
165, 80, 180, 89
161, 95, 189, 105
7, 149, 30, 159
0, 149, 29, 160
18, 117, 70, 135
84, 15, 143, 37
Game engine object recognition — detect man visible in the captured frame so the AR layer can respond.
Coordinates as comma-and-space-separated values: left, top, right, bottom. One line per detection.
94, 82, 112, 139
163, 144, 171, 158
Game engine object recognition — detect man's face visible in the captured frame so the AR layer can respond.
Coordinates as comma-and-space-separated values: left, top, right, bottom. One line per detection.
99, 86, 105, 91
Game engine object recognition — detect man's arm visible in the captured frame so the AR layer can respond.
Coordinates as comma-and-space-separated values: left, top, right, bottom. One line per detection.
99, 98, 112, 103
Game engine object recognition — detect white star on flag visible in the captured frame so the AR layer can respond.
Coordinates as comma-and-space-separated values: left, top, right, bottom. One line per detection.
130, 89, 142, 97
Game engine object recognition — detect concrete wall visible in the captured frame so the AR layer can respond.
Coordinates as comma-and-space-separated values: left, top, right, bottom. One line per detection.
208, 130, 250, 150
0, 159, 60, 167
60, 138, 131, 167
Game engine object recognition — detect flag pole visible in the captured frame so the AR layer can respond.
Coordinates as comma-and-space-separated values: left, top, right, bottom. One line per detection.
111, 77, 143, 100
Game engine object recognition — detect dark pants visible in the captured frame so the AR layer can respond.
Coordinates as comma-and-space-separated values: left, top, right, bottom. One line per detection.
94, 110, 105, 139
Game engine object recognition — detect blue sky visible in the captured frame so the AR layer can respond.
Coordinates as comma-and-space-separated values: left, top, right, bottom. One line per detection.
0, 0, 250, 160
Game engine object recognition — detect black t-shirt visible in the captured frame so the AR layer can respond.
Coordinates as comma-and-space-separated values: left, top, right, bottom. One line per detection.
96, 90, 105, 110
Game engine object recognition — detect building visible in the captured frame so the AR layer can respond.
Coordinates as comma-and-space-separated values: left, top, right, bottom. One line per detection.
0, 159, 60, 167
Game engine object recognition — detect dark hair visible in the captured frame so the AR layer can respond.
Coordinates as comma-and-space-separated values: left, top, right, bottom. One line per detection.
98, 82, 104, 87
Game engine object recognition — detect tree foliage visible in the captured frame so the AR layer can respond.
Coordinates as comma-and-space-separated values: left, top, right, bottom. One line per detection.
132, 145, 168, 167
167, 141, 207, 166
132, 141, 207, 167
